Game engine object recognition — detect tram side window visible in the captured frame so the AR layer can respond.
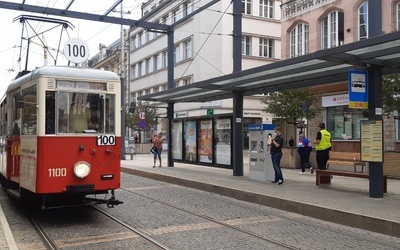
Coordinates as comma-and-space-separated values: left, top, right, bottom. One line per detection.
11, 93, 22, 136
21, 85, 37, 135
45, 92, 56, 134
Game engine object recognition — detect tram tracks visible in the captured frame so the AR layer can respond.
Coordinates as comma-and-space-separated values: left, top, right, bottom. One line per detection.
121, 187, 300, 250
24, 205, 171, 250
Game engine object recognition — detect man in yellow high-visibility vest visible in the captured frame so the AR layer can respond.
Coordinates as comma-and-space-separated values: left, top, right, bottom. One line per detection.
314, 123, 331, 170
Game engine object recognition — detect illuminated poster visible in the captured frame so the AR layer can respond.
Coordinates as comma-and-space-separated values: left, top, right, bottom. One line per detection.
172, 121, 183, 160
215, 118, 231, 165
199, 120, 213, 163
184, 120, 197, 161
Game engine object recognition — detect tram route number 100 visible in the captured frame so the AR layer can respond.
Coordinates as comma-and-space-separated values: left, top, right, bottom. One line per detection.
97, 135, 116, 146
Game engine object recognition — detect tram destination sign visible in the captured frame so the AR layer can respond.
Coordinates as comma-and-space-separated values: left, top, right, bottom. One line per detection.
57, 81, 106, 91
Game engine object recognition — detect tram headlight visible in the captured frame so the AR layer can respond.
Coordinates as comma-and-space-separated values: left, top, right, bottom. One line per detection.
73, 161, 91, 178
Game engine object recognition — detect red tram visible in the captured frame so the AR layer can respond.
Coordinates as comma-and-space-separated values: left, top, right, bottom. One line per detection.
0, 66, 122, 208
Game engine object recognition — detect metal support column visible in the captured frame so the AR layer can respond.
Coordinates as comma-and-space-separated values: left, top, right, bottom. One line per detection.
233, 91, 243, 176
232, 0, 243, 176
368, 0, 383, 198
120, 2, 126, 160
167, 29, 175, 167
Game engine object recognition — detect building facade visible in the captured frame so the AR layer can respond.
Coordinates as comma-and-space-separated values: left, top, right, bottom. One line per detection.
128, 0, 282, 148
280, 0, 400, 176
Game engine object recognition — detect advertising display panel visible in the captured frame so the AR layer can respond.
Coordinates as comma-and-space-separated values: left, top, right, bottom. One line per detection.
184, 120, 197, 161
215, 118, 231, 165
199, 120, 213, 163
172, 121, 183, 160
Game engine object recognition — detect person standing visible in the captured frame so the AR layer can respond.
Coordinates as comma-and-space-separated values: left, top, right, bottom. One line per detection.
298, 134, 313, 174
153, 132, 163, 168
270, 126, 284, 185
288, 136, 295, 147
314, 123, 331, 170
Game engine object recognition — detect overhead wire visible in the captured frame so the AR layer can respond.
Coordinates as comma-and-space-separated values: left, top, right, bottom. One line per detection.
176, 0, 233, 81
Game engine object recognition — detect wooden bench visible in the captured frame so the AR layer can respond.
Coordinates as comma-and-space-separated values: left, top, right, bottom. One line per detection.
316, 170, 387, 193
327, 151, 367, 173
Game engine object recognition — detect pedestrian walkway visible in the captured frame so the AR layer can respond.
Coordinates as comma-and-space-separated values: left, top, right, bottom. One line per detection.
121, 153, 400, 238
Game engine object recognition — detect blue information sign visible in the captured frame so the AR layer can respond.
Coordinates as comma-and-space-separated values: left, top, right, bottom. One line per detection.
348, 70, 368, 109
139, 119, 147, 129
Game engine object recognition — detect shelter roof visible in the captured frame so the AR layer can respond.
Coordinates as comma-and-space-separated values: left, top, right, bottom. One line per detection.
138, 31, 400, 103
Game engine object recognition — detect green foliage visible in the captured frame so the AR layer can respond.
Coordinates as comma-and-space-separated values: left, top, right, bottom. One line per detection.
261, 89, 321, 125
382, 74, 400, 118
125, 101, 158, 130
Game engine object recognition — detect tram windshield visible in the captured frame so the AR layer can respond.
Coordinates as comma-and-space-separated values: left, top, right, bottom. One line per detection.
46, 91, 115, 134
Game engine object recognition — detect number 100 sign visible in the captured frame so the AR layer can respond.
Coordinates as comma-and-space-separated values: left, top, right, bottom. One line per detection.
64, 38, 90, 64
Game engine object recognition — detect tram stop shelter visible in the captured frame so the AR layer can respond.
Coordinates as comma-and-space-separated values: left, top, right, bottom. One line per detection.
138, 31, 400, 198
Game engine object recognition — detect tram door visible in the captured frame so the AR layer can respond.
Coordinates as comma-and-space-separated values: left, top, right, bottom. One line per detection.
7, 92, 23, 183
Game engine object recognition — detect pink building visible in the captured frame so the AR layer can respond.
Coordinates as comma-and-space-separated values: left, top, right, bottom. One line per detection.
280, 0, 400, 177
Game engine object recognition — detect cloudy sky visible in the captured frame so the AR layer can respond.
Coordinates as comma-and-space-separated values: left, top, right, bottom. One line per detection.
0, 0, 146, 96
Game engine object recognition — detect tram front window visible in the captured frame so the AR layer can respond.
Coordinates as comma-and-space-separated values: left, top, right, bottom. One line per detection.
45, 91, 115, 134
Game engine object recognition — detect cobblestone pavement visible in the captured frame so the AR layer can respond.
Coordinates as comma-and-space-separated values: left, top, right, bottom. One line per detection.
121, 153, 400, 238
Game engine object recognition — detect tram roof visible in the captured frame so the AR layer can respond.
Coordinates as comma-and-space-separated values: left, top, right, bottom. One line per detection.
7, 66, 120, 92
138, 31, 400, 103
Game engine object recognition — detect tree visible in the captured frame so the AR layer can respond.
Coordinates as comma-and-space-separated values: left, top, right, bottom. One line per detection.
261, 88, 321, 138
125, 101, 158, 141
382, 74, 400, 119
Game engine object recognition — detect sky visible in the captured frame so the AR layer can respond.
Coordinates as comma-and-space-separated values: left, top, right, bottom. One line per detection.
0, 0, 146, 97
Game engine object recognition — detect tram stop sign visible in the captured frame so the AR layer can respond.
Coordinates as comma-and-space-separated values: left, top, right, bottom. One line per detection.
139, 119, 147, 129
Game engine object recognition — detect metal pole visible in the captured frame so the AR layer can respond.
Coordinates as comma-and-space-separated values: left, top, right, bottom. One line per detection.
368, 0, 383, 198
120, 2, 126, 160
167, 29, 174, 167
232, 0, 243, 176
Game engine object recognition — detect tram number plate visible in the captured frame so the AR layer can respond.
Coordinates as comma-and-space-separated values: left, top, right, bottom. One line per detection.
97, 135, 116, 146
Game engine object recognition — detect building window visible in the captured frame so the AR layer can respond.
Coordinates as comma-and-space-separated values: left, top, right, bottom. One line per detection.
145, 58, 151, 74
153, 54, 159, 71
174, 81, 179, 88
290, 23, 309, 58
154, 87, 159, 93
322, 11, 344, 49
162, 85, 167, 91
162, 51, 168, 67
138, 61, 143, 77
395, 111, 400, 141
174, 45, 180, 63
397, 3, 400, 30
358, 1, 368, 40
173, 8, 179, 23
242, 0, 252, 15
259, 0, 273, 18
138, 31, 143, 46
183, 40, 192, 59
259, 38, 273, 58
242, 36, 251, 55
183, 78, 191, 86
326, 106, 368, 140
162, 14, 168, 25
131, 64, 136, 79
131, 35, 136, 49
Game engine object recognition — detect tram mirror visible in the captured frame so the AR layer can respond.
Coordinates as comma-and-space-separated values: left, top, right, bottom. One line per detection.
129, 102, 136, 113
15, 94, 24, 109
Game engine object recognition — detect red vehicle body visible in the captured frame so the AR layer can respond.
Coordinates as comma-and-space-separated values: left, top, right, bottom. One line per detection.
0, 66, 122, 208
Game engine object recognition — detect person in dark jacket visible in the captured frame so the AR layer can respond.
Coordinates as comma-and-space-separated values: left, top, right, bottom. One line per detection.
298, 134, 313, 174
270, 126, 284, 185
